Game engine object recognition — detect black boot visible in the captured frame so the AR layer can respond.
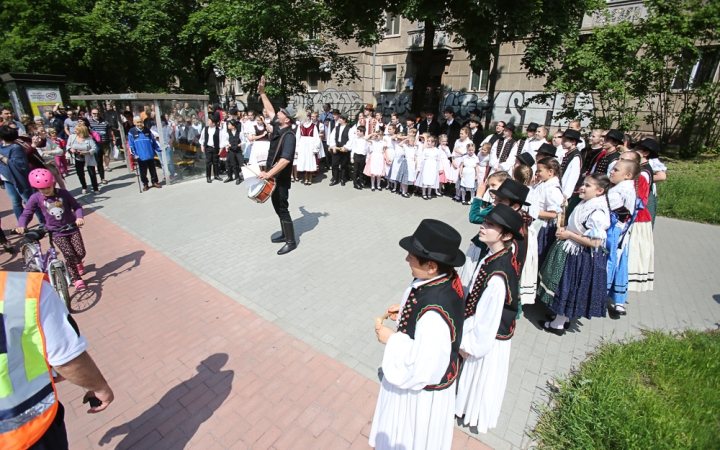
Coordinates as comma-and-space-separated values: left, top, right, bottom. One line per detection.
329, 168, 339, 186
224, 174, 234, 183
340, 170, 346, 186
213, 164, 222, 181
206, 165, 212, 183
271, 220, 285, 243
277, 221, 297, 255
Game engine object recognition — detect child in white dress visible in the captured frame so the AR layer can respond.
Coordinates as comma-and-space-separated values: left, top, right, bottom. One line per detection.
384, 124, 399, 192
438, 135, 453, 196
452, 129, 471, 202
416, 135, 444, 200
402, 129, 420, 197
368, 131, 386, 191
532, 157, 565, 267
458, 143, 480, 205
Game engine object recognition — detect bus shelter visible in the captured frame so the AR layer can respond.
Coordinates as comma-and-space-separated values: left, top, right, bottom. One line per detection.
69, 93, 210, 188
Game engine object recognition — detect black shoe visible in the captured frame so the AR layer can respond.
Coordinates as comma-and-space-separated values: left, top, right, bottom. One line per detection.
277, 221, 297, 255
540, 320, 566, 336
329, 169, 339, 186
354, 185, 362, 190
213, 164, 222, 180
224, 177, 234, 183
235, 179, 242, 185
271, 220, 285, 243
206, 166, 212, 183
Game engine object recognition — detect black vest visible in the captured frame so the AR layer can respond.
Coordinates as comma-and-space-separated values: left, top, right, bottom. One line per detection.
465, 248, 521, 340
227, 129, 241, 151
396, 272, 465, 390
516, 138, 526, 154
204, 127, 220, 149
335, 125, 350, 147
561, 149, 583, 192
594, 150, 620, 175
641, 163, 654, 186
498, 138, 516, 163
488, 133, 502, 147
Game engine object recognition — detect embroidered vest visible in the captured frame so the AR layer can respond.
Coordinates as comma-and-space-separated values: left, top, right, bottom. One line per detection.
499, 139, 516, 163
561, 149, 583, 192
465, 248, 521, 340
594, 150, 620, 175
516, 138, 526, 155
396, 272, 465, 390
300, 124, 315, 137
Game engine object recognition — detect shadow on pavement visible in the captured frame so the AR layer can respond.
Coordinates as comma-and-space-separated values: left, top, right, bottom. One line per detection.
714, 294, 720, 304
295, 206, 329, 241
98, 353, 233, 449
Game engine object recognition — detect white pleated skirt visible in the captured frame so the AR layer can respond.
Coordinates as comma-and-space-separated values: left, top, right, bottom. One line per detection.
369, 378, 455, 450
455, 339, 512, 433
520, 224, 539, 304
627, 221, 654, 292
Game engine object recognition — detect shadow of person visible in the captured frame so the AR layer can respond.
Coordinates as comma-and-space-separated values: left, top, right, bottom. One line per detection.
99, 353, 233, 449
295, 206, 329, 240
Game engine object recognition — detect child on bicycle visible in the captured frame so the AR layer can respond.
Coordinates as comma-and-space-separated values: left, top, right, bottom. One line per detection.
16, 168, 88, 291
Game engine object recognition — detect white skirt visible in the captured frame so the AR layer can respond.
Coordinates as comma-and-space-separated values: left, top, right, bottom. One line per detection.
370, 151, 386, 176
248, 141, 269, 166
385, 148, 395, 178
460, 166, 477, 189
444, 156, 461, 183
520, 224, 539, 304
459, 242, 482, 296
418, 159, 439, 188
628, 221, 654, 292
455, 339, 512, 433
296, 136, 318, 172
369, 378, 455, 450
390, 156, 403, 181
407, 156, 417, 183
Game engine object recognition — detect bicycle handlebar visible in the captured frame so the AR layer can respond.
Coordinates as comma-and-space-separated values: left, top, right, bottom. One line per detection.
10, 224, 78, 240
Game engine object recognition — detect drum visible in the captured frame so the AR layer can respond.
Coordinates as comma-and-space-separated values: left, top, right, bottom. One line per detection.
248, 177, 276, 203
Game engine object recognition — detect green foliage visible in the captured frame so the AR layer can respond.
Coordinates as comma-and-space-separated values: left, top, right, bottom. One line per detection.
534, 330, 720, 449
656, 156, 720, 224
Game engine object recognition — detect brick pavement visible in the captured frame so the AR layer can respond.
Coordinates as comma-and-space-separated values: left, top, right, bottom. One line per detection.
6, 161, 720, 450
0, 185, 489, 450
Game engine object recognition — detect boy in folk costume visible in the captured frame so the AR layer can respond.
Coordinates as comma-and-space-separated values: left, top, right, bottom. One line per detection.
370, 219, 466, 450
489, 123, 518, 175
455, 204, 524, 433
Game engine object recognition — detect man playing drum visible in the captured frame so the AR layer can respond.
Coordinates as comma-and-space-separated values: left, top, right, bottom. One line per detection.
257, 76, 298, 255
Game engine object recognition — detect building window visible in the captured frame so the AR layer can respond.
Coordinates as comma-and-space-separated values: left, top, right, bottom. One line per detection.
308, 73, 319, 92
385, 13, 400, 36
672, 47, 720, 89
470, 67, 489, 91
382, 66, 397, 92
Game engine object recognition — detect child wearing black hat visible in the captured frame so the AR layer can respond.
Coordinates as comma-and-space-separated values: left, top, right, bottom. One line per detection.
559, 128, 584, 222
455, 203, 524, 433
537, 173, 612, 334
370, 219, 466, 450
488, 123, 517, 175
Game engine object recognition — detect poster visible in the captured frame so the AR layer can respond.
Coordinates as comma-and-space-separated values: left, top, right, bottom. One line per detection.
26, 88, 63, 117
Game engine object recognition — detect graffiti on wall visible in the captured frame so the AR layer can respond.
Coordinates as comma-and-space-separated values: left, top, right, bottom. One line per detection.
376, 92, 412, 116
441, 89, 594, 128
288, 88, 363, 118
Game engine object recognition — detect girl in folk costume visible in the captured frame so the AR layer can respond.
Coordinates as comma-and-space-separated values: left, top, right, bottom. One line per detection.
367, 131, 387, 191
374, 111, 386, 134
295, 113, 322, 185
514, 163, 541, 304
370, 219, 466, 450
416, 135, 444, 200
451, 129, 471, 201
437, 134, 452, 195
247, 115, 270, 171
591, 129, 622, 176
627, 140, 658, 292
558, 129, 586, 220
310, 111, 327, 163
458, 143, 480, 205
532, 157, 565, 267
477, 142, 491, 183
606, 157, 641, 316
537, 173, 612, 334
397, 128, 420, 198
488, 123, 518, 175
634, 138, 666, 228
455, 204, 525, 433
383, 124, 398, 192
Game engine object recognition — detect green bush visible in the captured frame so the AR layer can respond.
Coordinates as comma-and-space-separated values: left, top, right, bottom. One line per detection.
534, 330, 720, 450
657, 157, 720, 224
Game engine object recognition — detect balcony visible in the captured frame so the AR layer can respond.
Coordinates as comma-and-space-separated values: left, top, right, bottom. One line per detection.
581, 0, 647, 32
407, 29, 452, 51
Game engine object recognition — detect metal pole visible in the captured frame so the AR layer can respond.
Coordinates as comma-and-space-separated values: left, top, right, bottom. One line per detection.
153, 99, 171, 186
116, 102, 131, 173
372, 44, 377, 98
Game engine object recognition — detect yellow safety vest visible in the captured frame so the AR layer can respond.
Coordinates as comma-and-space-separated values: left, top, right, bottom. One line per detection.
0, 272, 59, 450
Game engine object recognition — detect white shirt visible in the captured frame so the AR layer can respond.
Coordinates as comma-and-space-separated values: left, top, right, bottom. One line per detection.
40, 281, 88, 366
349, 135, 369, 156
489, 137, 518, 173
560, 153, 582, 199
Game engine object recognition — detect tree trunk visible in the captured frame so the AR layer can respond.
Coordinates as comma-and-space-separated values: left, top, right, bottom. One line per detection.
484, 28, 502, 130
412, 20, 436, 115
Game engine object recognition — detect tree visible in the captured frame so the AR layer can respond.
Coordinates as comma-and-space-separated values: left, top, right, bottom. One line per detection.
183, 0, 362, 106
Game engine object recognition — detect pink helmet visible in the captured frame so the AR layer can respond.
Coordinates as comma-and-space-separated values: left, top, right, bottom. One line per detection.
29, 168, 55, 189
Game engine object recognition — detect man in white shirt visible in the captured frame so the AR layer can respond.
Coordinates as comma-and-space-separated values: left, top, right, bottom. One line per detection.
325, 109, 341, 180
201, 117, 229, 183
349, 125, 369, 189
330, 113, 351, 186
481, 120, 506, 147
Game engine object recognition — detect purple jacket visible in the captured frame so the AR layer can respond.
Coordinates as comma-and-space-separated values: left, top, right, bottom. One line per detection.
18, 189, 84, 237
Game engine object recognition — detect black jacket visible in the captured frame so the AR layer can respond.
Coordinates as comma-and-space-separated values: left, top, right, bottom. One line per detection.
418, 119, 440, 137
440, 120, 461, 146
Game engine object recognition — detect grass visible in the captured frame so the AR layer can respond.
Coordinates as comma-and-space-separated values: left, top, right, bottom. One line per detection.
533, 330, 720, 450
656, 155, 720, 224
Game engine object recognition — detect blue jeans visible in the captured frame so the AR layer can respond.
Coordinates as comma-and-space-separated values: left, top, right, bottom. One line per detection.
5, 182, 45, 224
156, 147, 175, 178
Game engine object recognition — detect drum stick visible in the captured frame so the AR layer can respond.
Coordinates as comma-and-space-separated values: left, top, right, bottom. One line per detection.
374, 312, 393, 326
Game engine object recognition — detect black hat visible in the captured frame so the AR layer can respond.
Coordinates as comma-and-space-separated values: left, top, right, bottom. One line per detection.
443, 106, 455, 114
399, 219, 466, 267
228, 107, 239, 115
537, 143, 557, 158
490, 179, 531, 206
467, 116, 482, 125
635, 138, 660, 159
604, 129, 624, 145
471, 109, 482, 116
331, 109, 341, 115
339, 112, 348, 120
484, 204, 524, 240
562, 129, 581, 142
526, 122, 539, 132
516, 152, 535, 168
504, 123, 516, 132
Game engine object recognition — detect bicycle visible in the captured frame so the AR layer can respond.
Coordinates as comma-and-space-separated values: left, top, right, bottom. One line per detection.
11, 224, 77, 309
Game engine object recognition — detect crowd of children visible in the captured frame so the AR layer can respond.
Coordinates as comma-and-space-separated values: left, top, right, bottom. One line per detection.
369, 119, 667, 449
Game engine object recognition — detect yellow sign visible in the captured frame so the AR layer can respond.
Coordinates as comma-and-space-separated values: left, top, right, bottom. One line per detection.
26, 88, 63, 117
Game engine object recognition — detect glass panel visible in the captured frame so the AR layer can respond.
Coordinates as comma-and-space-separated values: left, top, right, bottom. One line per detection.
470, 71, 480, 91
383, 68, 397, 91
480, 69, 489, 90
154, 100, 209, 184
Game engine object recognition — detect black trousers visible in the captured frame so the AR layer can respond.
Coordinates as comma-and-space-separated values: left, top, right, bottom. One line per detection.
30, 402, 68, 450
332, 150, 350, 173
353, 154, 366, 186
75, 160, 99, 191
95, 143, 109, 180
227, 148, 244, 178
271, 181, 292, 222
138, 159, 159, 185
205, 147, 218, 167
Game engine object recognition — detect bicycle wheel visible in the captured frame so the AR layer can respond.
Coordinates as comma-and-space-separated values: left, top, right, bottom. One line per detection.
51, 264, 71, 310
21, 244, 40, 272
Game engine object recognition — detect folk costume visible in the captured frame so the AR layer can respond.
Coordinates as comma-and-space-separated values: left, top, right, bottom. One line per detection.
450, 138, 469, 198
489, 124, 518, 174
368, 137, 387, 177
295, 121, 321, 173
606, 180, 639, 309
248, 125, 270, 167
537, 196, 611, 323
417, 146, 443, 189
532, 176, 565, 268
455, 204, 523, 433
369, 220, 466, 450
558, 129, 586, 221
627, 163, 654, 292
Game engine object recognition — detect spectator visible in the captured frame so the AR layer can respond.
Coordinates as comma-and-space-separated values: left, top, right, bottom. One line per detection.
1, 106, 27, 134
88, 109, 113, 182
0, 125, 34, 219
67, 124, 99, 194
128, 116, 162, 191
